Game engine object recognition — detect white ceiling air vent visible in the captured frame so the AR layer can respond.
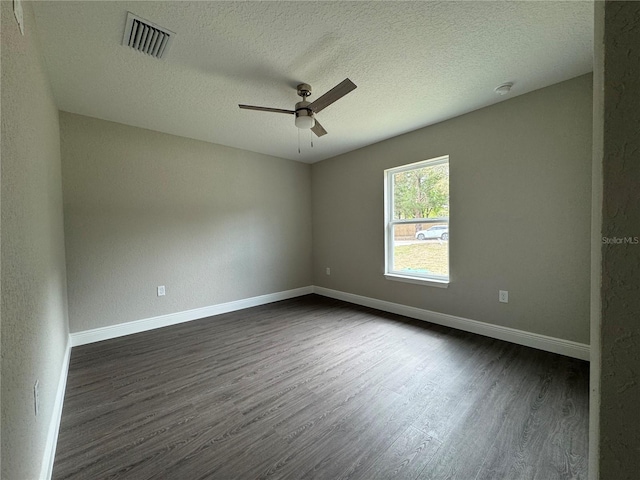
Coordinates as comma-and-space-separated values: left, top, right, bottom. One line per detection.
122, 12, 175, 59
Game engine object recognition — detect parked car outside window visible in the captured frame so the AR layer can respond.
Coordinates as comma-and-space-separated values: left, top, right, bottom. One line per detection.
415, 225, 449, 240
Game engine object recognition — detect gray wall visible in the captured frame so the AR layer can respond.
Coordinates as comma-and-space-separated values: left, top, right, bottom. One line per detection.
312, 75, 593, 344
60, 113, 312, 332
598, 2, 640, 478
1, 2, 70, 479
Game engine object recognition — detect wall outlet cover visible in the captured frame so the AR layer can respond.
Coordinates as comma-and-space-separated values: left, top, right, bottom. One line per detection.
499, 290, 509, 303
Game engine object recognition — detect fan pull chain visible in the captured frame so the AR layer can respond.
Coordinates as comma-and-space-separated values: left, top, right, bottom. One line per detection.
310, 129, 313, 148
298, 128, 301, 154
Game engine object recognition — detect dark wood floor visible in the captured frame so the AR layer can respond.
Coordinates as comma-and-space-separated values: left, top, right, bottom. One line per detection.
53, 295, 589, 480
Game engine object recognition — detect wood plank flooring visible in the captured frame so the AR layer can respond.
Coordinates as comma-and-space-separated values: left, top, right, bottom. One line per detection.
53, 295, 589, 479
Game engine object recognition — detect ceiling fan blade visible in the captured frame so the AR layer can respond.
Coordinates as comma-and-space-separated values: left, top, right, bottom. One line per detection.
309, 78, 357, 113
238, 105, 295, 115
311, 119, 328, 137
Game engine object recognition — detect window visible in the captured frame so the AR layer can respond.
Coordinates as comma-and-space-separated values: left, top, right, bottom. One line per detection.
384, 156, 450, 286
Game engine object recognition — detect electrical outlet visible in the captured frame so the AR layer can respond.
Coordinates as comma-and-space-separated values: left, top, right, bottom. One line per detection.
14, 0, 25, 35
157, 285, 165, 296
499, 290, 509, 303
34, 380, 39, 416
326, 267, 331, 276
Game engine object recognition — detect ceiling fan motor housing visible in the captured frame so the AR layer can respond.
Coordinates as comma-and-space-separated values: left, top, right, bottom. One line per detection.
295, 100, 315, 129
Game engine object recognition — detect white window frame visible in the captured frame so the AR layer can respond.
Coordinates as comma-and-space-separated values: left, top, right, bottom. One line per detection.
384, 155, 450, 288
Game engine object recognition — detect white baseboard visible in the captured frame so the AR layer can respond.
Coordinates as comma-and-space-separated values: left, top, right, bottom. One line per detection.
40, 338, 72, 480
71, 283, 590, 356
70, 286, 313, 347
312, 286, 590, 361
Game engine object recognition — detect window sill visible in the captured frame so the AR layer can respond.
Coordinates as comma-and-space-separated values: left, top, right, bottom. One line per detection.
384, 273, 449, 288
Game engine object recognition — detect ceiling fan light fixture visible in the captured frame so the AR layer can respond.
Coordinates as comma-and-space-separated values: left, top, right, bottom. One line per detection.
295, 110, 315, 129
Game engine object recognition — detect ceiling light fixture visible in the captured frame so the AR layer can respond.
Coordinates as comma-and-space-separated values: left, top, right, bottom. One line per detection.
294, 104, 315, 129
494, 82, 514, 95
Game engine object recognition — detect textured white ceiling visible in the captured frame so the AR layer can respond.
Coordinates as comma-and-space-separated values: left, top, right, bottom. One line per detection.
31, 1, 593, 163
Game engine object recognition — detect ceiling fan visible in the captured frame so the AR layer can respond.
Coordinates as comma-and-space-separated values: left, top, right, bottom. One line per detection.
239, 78, 357, 137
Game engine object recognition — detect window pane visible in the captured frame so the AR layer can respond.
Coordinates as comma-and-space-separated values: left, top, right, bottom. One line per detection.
392, 224, 449, 277
392, 163, 449, 220
385, 156, 450, 283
